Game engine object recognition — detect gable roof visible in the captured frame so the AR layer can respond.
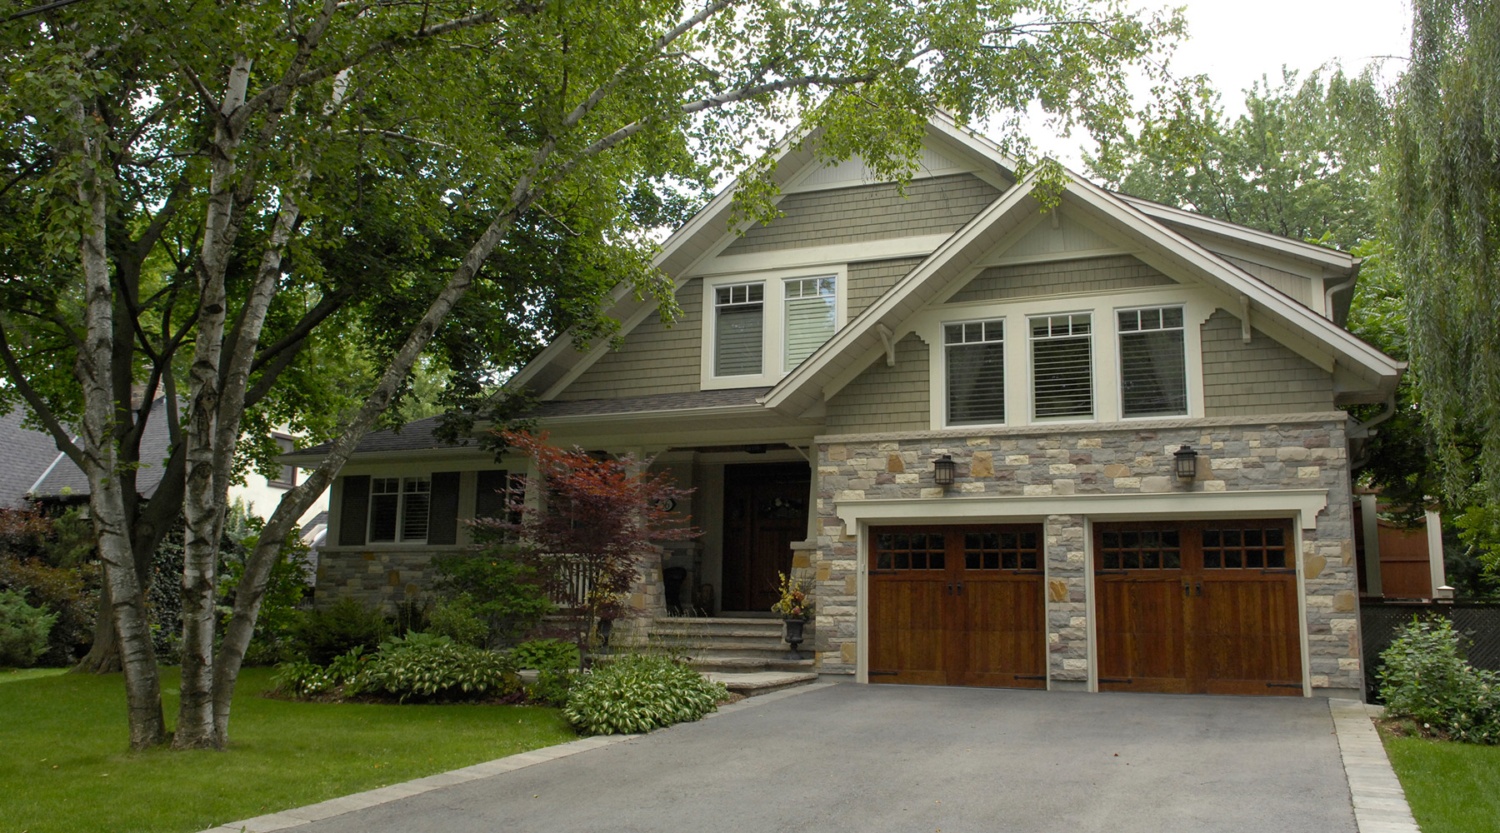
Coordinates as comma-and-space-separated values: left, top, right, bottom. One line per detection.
760, 167, 1401, 419
507, 114, 1019, 400
25, 398, 179, 502
0, 408, 67, 508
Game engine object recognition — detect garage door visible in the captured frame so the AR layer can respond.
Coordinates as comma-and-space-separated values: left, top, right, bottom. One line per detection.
1094, 520, 1303, 696
868, 525, 1046, 688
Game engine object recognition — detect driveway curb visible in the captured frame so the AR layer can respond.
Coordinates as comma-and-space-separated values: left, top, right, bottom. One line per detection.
195, 681, 839, 833
1329, 699, 1420, 833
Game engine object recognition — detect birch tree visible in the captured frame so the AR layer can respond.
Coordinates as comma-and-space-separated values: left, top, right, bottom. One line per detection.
1, 0, 1188, 750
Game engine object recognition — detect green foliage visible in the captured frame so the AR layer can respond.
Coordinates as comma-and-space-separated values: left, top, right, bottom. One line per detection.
1386, 0, 1500, 505
219, 517, 313, 666
426, 595, 489, 648
431, 552, 553, 648
295, 599, 392, 666
512, 638, 582, 672
0, 508, 99, 665
1379, 618, 1500, 744
562, 653, 727, 736
526, 669, 580, 708
0, 590, 58, 668
272, 645, 370, 698
1453, 504, 1500, 594
361, 637, 519, 704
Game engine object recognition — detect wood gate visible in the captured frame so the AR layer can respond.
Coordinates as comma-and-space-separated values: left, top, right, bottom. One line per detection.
1094, 519, 1303, 696
868, 525, 1046, 688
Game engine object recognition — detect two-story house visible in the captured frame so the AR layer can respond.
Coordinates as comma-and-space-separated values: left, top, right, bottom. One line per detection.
309, 115, 1402, 700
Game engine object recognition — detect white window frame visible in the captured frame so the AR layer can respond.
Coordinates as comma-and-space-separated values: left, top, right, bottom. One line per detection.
941, 317, 1007, 427
917, 287, 1212, 429
1028, 311, 1096, 423
1115, 304, 1190, 420
700, 266, 848, 389
369, 475, 431, 544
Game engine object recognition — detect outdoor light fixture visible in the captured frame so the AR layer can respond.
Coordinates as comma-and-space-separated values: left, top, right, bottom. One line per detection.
1174, 445, 1199, 481
933, 454, 956, 488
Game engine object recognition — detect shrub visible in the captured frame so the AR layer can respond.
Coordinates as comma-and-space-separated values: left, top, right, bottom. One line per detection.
272, 645, 370, 698
361, 636, 519, 703
431, 551, 553, 647
563, 653, 727, 735
0, 589, 59, 668
1379, 617, 1500, 744
512, 638, 581, 671
427, 595, 488, 647
219, 522, 313, 666
295, 598, 392, 665
527, 668, 580, 707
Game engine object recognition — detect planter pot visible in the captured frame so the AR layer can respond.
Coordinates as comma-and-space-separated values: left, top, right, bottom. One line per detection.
782, 617, 806, 659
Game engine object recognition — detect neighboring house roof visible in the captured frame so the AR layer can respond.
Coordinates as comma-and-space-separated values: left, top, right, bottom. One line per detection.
284, 414, 480, 462
0, 407, 68, 508
27, 398, 179, 502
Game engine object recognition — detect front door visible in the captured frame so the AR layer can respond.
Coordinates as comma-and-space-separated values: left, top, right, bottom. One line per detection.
868, 525, 1047, 688
1094, 519, 1303, 696
721, 463, 810, 612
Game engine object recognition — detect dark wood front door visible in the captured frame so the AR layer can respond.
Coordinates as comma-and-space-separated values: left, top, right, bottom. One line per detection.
868, 525, 1046, 688
721, 463, 810, 612
1095, 520, 1303, 696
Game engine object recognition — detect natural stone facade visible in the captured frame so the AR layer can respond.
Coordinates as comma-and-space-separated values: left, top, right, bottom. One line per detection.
807, 413, 1361, 695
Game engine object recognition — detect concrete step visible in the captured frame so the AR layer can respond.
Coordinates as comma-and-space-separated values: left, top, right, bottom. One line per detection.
686, 655, 816, 673
707, 670, 820, 697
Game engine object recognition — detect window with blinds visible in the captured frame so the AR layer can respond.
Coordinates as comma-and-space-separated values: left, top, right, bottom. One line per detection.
714, 282, 764, 376
1030, 313, 1094, 419
945, 319, 1005, 425
368, 476, 431, 542
783, 276, 836, 371
1118, 306, 1187, 417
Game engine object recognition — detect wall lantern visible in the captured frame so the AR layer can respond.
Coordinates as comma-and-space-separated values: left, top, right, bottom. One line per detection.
1173, 445, 1199, 481
933, 454, 956, 488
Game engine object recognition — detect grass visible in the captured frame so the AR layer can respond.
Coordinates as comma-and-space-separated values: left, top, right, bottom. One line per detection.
0, 667, 67, 684
0, 666, 576, 833
1381, 728, 1500, 833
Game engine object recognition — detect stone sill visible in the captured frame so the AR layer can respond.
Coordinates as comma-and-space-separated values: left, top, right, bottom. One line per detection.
815, 411, 1350, 445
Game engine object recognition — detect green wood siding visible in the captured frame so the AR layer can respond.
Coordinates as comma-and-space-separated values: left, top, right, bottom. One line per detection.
947, 255, 1175, 304
1201, 310, 1334, 415
826, 333, 930, 433
557, 278, 704, 400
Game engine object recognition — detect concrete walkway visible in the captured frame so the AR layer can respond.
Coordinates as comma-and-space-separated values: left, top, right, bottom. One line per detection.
201, 686, 1418, 833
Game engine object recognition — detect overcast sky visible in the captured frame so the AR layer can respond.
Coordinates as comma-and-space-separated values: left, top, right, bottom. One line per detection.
1030, 0, 1414, 165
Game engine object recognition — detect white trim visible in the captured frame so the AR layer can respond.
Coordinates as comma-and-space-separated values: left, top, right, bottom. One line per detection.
833, 489, 1330, 536
699, 265, 848, 390
1296, 523, 1313, 696
1426, 509, 1447, 595
1123, 196, 1356, 272
694, 234, 951, 277
1359, 493, 1383, 597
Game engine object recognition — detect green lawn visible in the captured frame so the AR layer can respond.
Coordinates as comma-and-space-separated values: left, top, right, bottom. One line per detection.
1382, 730, 1500, 833
0, 667, 576, 833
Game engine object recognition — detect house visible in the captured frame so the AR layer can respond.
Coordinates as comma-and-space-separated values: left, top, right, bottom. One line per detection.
3, 397, 327, 528
309, 115, 1402, 700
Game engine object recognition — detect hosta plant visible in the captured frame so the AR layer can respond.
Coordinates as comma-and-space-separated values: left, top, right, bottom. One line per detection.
563, 653, 727, 736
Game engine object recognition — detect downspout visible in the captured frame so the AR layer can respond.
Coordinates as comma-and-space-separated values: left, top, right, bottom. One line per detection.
1349, 392, 1397, 469
1323, 257, 1362, 324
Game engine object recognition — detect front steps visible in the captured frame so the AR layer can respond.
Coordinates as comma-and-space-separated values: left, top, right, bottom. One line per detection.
647, 616, 817, 693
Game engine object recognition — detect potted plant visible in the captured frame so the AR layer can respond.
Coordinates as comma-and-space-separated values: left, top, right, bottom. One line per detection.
771, 572, 813, 658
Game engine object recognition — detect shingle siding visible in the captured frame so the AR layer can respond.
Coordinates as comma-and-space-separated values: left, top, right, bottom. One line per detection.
557, 279, 704, 400
948, 255, 1175, 304
1201, 310, 1334, 414
723, 174, 1001, 255
826, 333, 930, 433
849, 257, 923, 318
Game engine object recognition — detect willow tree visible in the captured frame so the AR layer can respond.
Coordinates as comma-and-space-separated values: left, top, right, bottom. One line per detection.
1, 0, 1189, 750
1387, 0, 1500, 503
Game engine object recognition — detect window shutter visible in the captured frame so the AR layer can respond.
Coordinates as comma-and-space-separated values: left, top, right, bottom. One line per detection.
426, 472, 461, 545
475, 470, 508, 519
337, 475, 370, 546
945, 321, 1005, 425
1031, 314, 1094, 419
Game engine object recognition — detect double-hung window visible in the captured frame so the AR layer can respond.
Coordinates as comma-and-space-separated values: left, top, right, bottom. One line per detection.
945, 319, 1006, 425
1118, 306, 1187, 417
714, 282, 764, 376
369, 476, 431, 543
783, 277, 836, 371
1031, 313, 1094, 420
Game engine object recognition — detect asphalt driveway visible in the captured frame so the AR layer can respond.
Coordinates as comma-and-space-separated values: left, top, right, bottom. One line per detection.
268, 683, 1356, 833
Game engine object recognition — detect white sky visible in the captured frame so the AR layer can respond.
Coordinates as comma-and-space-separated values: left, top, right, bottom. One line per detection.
1030, 0, 1414, 166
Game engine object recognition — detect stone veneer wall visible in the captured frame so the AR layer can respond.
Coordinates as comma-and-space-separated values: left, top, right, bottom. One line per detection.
808, 415, 1360, 695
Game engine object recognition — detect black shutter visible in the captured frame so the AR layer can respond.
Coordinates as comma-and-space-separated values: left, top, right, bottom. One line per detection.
338, 475, 370, 546
427, 471, 461, 545
475, 470, 509, 519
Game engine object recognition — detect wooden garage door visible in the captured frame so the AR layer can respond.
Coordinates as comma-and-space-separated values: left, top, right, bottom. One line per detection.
1094, 520, 1303, 696
868, 525, 1046, 688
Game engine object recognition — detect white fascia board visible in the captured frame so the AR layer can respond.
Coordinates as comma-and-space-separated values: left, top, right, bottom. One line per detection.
1121, 196, 1356, 273
834, 489, 1331, 536
1066, 179, 1400, 384
764, 173, 1046, 413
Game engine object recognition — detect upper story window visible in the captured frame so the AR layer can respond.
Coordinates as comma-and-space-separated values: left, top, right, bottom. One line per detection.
945, 319, 1006, 425
1118, 306, 1187, 417
784, 277, 837, 371
370, 476, 430, 543
269, 434, 297, 489
1030, 313, 1094, 420
714, 282, 764, 376
703, 269, 844, 388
